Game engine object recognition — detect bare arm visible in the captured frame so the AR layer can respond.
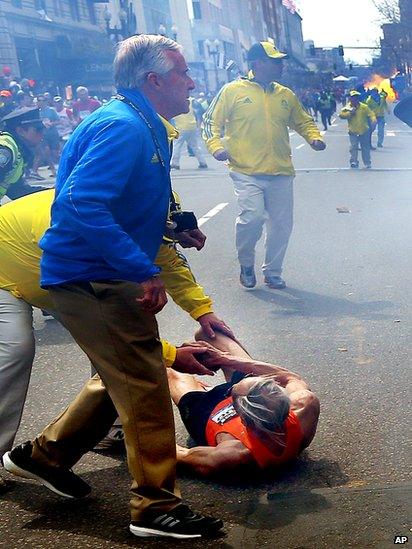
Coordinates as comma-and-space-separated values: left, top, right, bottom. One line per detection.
176, 441, 254, 478
201, 346, 304, 380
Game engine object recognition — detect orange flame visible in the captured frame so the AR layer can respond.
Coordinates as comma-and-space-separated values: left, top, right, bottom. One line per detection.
364, 74, 396, 102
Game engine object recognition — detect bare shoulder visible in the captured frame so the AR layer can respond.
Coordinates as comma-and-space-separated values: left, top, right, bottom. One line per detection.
291, 389, 320, 448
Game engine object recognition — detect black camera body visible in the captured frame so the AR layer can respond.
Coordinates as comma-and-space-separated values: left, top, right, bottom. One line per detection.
169, 210, 198, 232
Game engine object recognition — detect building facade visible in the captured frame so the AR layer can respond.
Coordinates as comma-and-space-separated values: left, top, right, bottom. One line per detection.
1, 0, 309, 96
378, 0, 411, 79
0, 0, 114, 94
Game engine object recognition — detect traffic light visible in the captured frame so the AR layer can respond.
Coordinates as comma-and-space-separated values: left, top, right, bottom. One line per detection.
338, 45, 344, 56
309, 45, 316, 56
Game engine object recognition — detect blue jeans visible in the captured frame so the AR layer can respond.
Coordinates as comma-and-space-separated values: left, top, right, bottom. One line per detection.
377, 116, 385, 146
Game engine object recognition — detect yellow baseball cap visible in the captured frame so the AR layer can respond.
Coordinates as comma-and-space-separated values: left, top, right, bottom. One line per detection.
247, 41, 287, 61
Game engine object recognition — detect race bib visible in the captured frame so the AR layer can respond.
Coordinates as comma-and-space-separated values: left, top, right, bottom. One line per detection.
210, 404, 238, 425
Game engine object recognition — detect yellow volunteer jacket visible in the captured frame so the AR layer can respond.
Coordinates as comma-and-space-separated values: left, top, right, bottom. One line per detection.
365, 95, 388, 118
339, 102, 376, 135
202, 76, 323, 176
173, 98, 198, 132
0, 190, 213, 367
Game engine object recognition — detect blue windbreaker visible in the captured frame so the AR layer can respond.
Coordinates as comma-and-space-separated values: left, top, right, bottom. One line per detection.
39, 89, 172, 286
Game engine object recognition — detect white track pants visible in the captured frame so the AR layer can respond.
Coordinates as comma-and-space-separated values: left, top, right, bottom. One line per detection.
230, 172, 294, 276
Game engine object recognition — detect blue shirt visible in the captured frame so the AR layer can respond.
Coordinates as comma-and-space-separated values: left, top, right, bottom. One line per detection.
39, 88, 172, 286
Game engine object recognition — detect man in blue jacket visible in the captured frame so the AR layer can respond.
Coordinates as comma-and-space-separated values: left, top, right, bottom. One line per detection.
2, 35, 223, 540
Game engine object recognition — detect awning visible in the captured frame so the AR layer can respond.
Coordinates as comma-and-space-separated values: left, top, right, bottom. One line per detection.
333, 75, 350, 82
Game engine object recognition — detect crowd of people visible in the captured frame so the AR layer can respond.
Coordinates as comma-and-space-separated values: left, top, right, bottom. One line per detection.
0, 34, 411, 542
299, 87, 339, 129
0, 77, 102, 182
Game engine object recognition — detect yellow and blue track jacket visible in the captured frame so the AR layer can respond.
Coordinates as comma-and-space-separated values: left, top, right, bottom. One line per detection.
39, 89, 177, 287
202, 76, 323, 176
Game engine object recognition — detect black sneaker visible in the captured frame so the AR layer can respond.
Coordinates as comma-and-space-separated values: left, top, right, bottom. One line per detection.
198, 163, 208, 169
240, 266, 256, 288
130, 504, 223, 539
2, 442, 91, 499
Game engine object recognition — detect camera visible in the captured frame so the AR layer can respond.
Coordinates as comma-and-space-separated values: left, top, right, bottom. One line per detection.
168, 210, 198, 233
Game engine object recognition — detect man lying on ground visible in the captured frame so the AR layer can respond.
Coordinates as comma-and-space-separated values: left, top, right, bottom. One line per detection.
169, 331, 320, 478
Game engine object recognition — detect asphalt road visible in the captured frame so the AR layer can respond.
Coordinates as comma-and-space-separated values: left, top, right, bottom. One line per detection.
1, 112, 411, 549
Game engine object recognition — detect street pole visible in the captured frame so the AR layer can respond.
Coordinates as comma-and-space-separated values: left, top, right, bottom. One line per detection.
205, 39, 220, 93
212, 52, 219, 92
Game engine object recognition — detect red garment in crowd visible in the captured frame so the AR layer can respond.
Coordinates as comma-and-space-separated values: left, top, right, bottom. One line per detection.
72, 97, 101, 121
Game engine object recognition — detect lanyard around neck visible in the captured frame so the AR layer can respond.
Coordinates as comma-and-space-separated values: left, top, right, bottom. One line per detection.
115, 93, 168, 171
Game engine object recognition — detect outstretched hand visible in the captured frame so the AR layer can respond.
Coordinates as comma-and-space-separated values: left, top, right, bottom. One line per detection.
173, 343, 217, 376
197, 313, 235, 340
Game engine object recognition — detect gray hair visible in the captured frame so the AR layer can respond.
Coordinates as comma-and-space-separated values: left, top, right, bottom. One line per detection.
234, 378, 291, 434
114, 34, 182, 89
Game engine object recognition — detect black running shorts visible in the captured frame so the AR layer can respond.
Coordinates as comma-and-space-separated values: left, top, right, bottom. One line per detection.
177, 371, 246, 445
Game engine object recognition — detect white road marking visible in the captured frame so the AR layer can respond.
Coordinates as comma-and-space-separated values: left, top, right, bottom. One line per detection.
296, 144, 305, 150
289, 131, 296, 137
386, 131, 395, 136
198, 203, 229, 227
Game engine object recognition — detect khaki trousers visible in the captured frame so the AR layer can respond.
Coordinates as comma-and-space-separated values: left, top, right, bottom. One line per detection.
31, 280, 180, 521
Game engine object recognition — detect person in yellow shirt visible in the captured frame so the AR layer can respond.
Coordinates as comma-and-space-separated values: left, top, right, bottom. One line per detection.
366, 89, 389, 148
0, 189, 233, 475
339, 90, 376, 169
171, 97, 208, 170
202, 42, 326, 290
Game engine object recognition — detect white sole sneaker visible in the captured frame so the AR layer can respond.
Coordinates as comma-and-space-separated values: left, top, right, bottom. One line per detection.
2, 452, 75, 499
129, 523, 201, 539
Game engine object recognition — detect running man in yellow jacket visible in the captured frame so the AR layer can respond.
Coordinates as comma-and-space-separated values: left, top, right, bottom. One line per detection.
0, 189, 232, 470
339, 90, 376, 169
203, 42, 326, 289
